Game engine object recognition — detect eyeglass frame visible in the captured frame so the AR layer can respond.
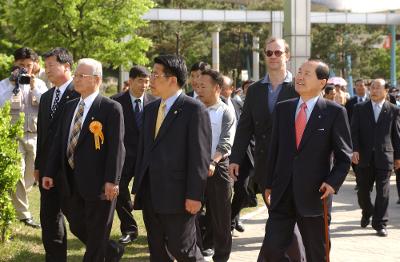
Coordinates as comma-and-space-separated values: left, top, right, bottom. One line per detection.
73, 73, 101, 79
150, 72, 173, 79
263, 49, 286, 57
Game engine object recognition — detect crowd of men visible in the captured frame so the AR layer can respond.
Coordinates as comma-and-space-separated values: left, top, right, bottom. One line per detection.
1, 36, 399, 262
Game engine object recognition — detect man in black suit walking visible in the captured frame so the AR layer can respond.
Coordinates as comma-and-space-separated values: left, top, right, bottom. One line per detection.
34, 47, 79, 262
260, 60, 352, 261
132, 54, 211, 261
111, 66, 156, 244
351, 78, 400, 237
42, 58, 125, 261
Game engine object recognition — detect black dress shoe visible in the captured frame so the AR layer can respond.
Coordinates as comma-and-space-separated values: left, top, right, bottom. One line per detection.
106, 240, 125, 262
20, 218, 41, 229
202, 248, 214, 257
376, 228, 388, 237
235, 221, 245, 232
360, 215, 371, 228
118, 233, 138, 245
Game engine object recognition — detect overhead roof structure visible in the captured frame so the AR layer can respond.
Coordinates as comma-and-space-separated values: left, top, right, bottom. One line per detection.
142, 8, 400, 25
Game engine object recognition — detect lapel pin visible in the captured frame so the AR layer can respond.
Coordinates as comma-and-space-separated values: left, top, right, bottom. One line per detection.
66, 96, 69, 99
91, 117, 94, 120
174, 110, 178, 114
318, 115, 321, 119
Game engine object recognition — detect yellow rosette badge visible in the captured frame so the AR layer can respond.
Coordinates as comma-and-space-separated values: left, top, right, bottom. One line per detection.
89, 121, 104, 150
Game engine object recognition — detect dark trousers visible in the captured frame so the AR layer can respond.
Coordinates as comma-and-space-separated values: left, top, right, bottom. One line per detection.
396, 169, 400, 200
231, 155, 253, 229
352, 163, 360, 186
258, 185, 326, 262
39, 180, 67, 262
116, 172, 138, 236
142, 185, 204, 262
61, 179, 118, 262
203, 160, 233, 262
357, 163, 391, 230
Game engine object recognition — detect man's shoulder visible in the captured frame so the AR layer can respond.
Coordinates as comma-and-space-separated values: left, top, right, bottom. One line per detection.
144, 92, 157, 102
110, 91, 127, 101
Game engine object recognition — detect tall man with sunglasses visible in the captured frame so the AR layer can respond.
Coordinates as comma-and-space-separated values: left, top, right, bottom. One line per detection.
228, 37, 304, 261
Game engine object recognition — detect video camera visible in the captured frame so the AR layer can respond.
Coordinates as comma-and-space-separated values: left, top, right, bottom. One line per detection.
9, 66, 31, 85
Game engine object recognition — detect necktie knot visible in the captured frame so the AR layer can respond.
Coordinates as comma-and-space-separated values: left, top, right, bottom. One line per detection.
300, 102, 307, 110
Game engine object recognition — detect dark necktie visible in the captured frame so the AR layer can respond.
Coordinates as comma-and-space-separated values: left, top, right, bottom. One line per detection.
134, 99, 142, 129
50, 88, 61, 119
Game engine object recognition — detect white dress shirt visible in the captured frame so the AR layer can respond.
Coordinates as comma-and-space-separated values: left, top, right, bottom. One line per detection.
295, 96, 320, 123
371, 100, 385, 122
52, 78, 73, 106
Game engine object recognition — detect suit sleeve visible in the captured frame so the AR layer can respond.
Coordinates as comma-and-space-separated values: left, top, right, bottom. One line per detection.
391, 107, 400, 160
350, 104, 360, 152
264, 105, 280, 190
104, 102, 126, 184
326, 107, 352, 193
186, 104, 212, 201
230, 86, 255, 164
34, 94, 45, 170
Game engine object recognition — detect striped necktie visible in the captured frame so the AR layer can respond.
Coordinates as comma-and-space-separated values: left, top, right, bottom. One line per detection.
67, 101, 85, 169
50, 88, 61, 119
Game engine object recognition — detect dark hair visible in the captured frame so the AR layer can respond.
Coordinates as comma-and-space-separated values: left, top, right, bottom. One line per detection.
190, 61, 210, 73
154, 54, 187, 87
14, 47, 39, 62
241, 79, 255, 89
324, 85, 335, 94
129, 65, 150, 79
384, 82, 392, 90
201, 69, 224, 87
308, 60, 330, 89
355, 79, 365, 85
43, 47, 73, 66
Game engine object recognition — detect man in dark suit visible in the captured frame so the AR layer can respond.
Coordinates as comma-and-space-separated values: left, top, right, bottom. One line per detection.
345, 79, 369, 190
228, 37, 298, 191
259, 60, 352, 261
351, 78, 400, 237
132, 54, 211, 261
111, 66, 156, 244
42, 58, 125, 261
34, 48, 79, 262
186, 61, 210, 98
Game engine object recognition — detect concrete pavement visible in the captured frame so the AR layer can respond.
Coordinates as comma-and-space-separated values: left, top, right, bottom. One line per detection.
229, 177, 400, 261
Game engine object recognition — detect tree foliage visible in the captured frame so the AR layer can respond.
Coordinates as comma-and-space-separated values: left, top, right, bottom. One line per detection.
5, 0, 154, 68
0, 103, 23, 243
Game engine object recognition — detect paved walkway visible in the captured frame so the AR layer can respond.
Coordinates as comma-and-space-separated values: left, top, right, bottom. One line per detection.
229, 177, 400, 261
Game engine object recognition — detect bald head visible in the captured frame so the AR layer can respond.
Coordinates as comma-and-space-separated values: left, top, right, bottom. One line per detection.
221, 75, 234, 99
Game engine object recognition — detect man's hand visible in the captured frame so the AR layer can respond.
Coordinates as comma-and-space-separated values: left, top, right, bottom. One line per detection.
104, 182, 119, 201
185, 199, 201, 215
29, 74, 36, 90
395, 159, 400, 170
352, 152, 360, 165
319, 182, 335, 199
42, 177, 54, 190
229, 163, 240, 181
208, 164, 216, 177
264, 189, 271, 208
33, 169, 39, 182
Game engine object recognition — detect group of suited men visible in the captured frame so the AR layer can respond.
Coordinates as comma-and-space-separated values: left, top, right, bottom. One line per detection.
3, 36, 400, 262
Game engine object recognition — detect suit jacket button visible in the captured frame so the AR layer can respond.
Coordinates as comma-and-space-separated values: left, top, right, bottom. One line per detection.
260, 149, 264, 153
262, 135, 266, 139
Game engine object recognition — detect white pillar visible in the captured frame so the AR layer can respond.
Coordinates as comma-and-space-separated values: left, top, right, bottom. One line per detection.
212, 30, 220, 71
283, 0, 311, 73
252, 36, 260, 80
271, 11, 283, 39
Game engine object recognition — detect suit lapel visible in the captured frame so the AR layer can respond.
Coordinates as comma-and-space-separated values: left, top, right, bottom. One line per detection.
366, 101, 376, 125
44, 88, 55, 121
298, 97, 326, 151
289, 98, 299, 152
76, 95, 102, 148
64, 99, 80, 147
122, 91, 137, 130
152, 93, 185, 149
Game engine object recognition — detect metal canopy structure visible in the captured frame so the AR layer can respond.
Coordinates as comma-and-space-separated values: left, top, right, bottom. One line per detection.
142, 8, 400, 25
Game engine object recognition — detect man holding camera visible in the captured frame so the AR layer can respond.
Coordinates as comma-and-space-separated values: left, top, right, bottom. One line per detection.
0, 47, 47, 228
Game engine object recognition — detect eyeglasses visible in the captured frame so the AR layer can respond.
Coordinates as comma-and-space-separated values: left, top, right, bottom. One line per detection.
73, 73, 99, 79
264, 50, 285, 57
150, 73, 171, 79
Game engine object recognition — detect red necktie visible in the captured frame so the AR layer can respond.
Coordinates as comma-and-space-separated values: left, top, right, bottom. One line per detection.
295, 102, 307, 148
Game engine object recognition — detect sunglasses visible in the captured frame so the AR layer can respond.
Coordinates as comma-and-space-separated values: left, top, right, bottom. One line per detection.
264, 50, 285, 57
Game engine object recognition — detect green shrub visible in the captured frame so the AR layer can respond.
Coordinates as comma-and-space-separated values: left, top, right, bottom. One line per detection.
0, 53, 13, 80
0, 102, 23, 243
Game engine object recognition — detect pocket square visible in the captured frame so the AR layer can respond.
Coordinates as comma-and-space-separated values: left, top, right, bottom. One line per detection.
317, 128, 325, 131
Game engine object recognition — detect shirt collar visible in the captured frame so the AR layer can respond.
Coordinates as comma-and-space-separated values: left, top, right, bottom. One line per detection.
162, 89, 183, 112
297, 95, 320, 113
56, 78, 73, 93
261, 71, 293, 84
372, 99, 385, 108
208, 98, 224, 111
129, 91, 144, 102
79, 90, 99, 109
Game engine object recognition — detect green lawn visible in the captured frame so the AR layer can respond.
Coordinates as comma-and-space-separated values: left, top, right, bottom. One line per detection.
0, 185, 264, 261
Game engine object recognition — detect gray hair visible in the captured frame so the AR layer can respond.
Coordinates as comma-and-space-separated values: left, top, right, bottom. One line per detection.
77, 58, 102, 77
